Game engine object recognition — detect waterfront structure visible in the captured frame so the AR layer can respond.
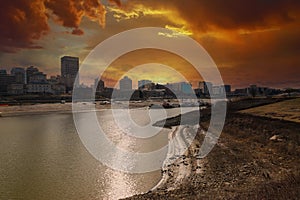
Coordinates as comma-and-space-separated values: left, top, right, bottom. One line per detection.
26, 83, 52, 94
119, 76, 132, 91
7, 84, 25, 95
61, 56, 79, 93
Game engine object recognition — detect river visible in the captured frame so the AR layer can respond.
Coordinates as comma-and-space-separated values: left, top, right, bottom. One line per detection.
0, 107, 196, 199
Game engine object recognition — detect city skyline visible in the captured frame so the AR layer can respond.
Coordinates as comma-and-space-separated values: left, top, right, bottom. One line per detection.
1, 63, 299, 92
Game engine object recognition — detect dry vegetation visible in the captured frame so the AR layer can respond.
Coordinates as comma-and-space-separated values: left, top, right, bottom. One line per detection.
240, 98, 300, 123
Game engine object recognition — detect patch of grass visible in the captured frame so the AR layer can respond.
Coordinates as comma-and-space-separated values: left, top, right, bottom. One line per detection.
240, 98, 300, 123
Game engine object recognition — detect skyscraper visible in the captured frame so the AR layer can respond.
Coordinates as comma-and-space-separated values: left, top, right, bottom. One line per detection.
61, 56, 79, 93
119, 76, 132, 91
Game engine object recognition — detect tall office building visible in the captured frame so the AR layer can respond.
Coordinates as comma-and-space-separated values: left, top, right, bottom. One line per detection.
61, 56, 79, 93
119, 76, 132, 91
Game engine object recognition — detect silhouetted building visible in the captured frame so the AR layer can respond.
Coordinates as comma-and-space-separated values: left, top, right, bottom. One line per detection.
247, 85, 258, 97
26, 66, 39, 84
26, 83, 52, 94
28, 71, 47, 84
119, 76, 132, 91
138, 80, 152, 90
48, 75, 65, 94
212, 86, 224, 96
95, 78, 105, 93
199, 81, 213, 96
0, 69, 15, 95
11, 67, 25, 84
61, 56, 79, 93
48, 75, 62, 85
7, 84, 25, 95
166, 82, 193, 95
50, 84, 66, 95
223, 85, 231, 94
181, 82, 193, 94
234, 88, 248, 96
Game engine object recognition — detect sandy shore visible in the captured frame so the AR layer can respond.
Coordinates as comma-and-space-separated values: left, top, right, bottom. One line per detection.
0, 99, 186, 117
0, 101, 156, 117
151, 125, 204, 191
125, 98, 300, 199
0, 103, 73, 117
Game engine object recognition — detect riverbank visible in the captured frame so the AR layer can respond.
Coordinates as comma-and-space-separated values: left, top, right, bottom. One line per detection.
0, 99, 184, 117
125, 98, 300, 199
0, 101, 151, 117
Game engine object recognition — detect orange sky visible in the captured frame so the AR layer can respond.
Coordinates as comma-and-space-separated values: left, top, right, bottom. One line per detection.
0, 0, 300, 89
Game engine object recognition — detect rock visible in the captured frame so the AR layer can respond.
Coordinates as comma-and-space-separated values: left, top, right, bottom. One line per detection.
269, 135, 283, 142
224, 182, 231, 186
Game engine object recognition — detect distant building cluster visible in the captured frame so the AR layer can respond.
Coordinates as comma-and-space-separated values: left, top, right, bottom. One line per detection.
0, 56, 79, 96
0, 56, 297, 99
95, 77, 288, 100
232, 84, 282, 97
93, 77, 230, 100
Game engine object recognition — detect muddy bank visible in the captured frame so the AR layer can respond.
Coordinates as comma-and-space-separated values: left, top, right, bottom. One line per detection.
0, 101, 154, 117
125, 99, 300, 199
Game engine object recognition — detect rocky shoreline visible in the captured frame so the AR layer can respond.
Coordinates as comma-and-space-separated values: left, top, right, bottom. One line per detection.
125, 98, 300, 199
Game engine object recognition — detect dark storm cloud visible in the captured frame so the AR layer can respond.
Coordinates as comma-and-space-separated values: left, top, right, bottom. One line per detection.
0, 0, 49, 52
0, 0, 122, 52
